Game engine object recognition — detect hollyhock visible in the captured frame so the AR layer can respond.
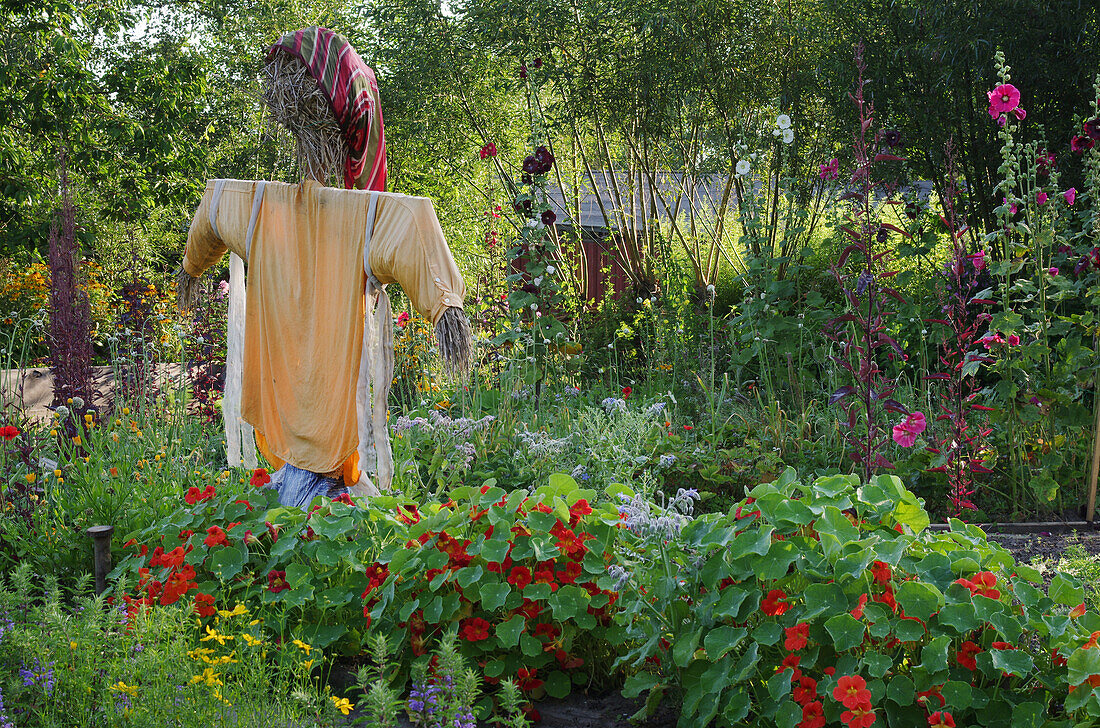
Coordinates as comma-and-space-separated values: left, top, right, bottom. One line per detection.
1007, 334, 1020, 346
1086, 117, 1100, 140
970, 249, 987, 271
1065, 188, 1077, 206
541, 209, 557, 226
479, 142, 497, 159
987, 84, 1021, 117
819, 158, 839, 181
892, 412, 926, 447
1073, 135, 1096, 154
1049, 267, 1059, 276
1037, 191, 1048, 205
397, 312, 410, 328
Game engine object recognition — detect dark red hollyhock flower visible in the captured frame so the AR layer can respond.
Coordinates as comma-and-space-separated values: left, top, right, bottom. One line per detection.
522, 155, 541, 174
541, 209, 556, 226
1086, 117, 1100, 141
519, 64, 527, 79
533, 145, 555, 174
514, 197, 533, 214
1072, 135, 1096, 154
882, 129, 902, 147
533, 58, 543, 69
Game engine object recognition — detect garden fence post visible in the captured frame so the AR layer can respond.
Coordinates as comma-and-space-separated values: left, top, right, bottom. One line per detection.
86, 525, 114, 595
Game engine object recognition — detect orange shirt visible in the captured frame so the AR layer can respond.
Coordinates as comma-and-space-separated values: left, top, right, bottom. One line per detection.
183, 179, 465, 473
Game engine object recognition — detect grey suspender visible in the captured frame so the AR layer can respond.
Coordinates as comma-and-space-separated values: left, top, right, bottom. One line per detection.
207, 179, 266, 261
363, 191, 380, 291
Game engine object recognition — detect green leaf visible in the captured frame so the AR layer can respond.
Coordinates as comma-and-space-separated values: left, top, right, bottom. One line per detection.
210, 543, 246, 582
767, 669, 791, 701
673, 627, 703, 668
456, 565, 483, 588
754, 540, 798, 581
520, 633, 543, 658
622, 671, 660, 699
1069, 645, 1100, 685
896, 581, 944, 621
548, 472, 578, 494
885, 675, 914, 706
861, 653, 893, 679
920, 636, 950, 674
722, 688, 751, 722
802, 583, 846, 619
937, 602, 979, 633
423, 596, 443, 624
1011, 702, 1045, 728
825, 613, 865, 652
480, 582, 511, 612
1051, 573, 1085, 607
548, 585, 589, 621
731, 642, 758, 682
990, 648, 1033, 678
940, 681, 971, 707
728, 525, 775, 559
481, 539, 510, 563
704, 626, 747, 660
495, 615, 525, 648
891, 494, 929, 534
284, 562, 313, 589
776, 699, 801, 728
753, 622, 783, 647
544, 670, 571, 699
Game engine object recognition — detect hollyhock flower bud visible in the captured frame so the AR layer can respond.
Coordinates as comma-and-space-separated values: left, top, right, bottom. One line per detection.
1065, 188, 1077, 206
1037, 191, 1048, 205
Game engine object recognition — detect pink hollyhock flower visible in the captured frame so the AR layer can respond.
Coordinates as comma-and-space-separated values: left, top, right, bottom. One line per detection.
1065, 188, 1077, 206
1049, 267, 1059, 276
987, 84, 1021, 117
1007, 334, 1020, 346
1037, 192, 1048, 205
479, 142, 498, 159
1013, 107, 1026, 121
1002, 197, 1018, 215
892, 412, 927, 448
970, 249, 987, 271
979, 333, 1005, 350
818, 158, 839, 181
396, 311, 410, 328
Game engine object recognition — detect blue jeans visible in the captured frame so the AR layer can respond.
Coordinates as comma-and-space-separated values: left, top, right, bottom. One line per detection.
270, 464, 348, 510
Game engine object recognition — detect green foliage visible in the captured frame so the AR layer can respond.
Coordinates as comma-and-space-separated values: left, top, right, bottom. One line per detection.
613, 467, 1100, 726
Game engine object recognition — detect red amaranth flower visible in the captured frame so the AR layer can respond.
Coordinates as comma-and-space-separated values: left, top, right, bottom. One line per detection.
0, 425, 19, 440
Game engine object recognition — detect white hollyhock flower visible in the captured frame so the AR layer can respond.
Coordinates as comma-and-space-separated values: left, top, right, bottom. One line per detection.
782, 128, 794, 144
776, 114, 792, 129
736, 160, 751, 176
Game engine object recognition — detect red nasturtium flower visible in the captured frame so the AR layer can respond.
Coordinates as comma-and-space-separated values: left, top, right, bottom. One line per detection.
841, 702, 877, 728
507, 566, 533, 590
622, 386, 632, 398
184, 485, 216, 504
194, 592, 216, 618
761, 589, 791, 616
956, 640, 982, 670
250, 467, 272, 487
1071, 603, 1087, 618
792, 676, 818, 705
516, 667, 543, 692
851, 593, 869, 619
800, 701, 826, 728
460, 617, 491, 641
268, 570, 290, 593
870, 560, 892, 585
203, 526, 229, 548
784, 622, 810, 651
928, 712, 955, 728
832, 674, 871, 709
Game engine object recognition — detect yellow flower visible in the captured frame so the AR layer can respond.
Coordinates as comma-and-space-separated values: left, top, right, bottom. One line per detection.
331, 696, 354, 715
292, 639, 313, 655
72, 436, 81, 446
53, 469, 61, 477
187, 647, 215, 660
24, 473, 35, 483
239, 634, 263, 647
200, 625, 233, 646
302, 659, 315, 670
212, 687, 232, 705
248, 619, 261, 626
122, 407, 130, 415
190, 668, 223, 687
218, 604, 248, 618
110, 681, 138, 696
203, 652, 238, 665
70, 641, 77, 649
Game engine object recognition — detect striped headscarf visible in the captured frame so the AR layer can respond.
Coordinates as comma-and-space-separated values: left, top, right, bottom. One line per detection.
267, 27, 387, 191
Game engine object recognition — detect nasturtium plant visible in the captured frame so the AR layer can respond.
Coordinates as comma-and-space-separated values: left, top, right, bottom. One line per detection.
612, 468, 1100, 727
112, 472, 624, 710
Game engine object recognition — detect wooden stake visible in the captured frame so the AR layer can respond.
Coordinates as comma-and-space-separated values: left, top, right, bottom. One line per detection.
1087, 388, 1100, 523
86, 525, 114, 595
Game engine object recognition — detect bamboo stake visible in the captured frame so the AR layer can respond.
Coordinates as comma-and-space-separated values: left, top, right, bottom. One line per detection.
1087, 374, 1100, 522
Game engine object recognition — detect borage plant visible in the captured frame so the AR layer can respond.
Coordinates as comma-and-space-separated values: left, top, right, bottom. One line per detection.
825, 44, 916, 481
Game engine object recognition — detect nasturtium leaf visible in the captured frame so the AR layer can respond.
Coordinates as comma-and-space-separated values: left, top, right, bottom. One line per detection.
731, 642, 759, 682
544, 670, 571, 699
520, 633, 542, 658
991, 648, 1033, 678
937, 602, 979, 633
714, 585, 754, 621
802, 583, 846, 618
703, 626, 747, 659
622, 671, 660, 699
896, 581, 943, 621
775, 700, 802, 728
728, 525, 775, 559
422, 596, 443, 623
753, 622, 783, 647
1051, 573, 1085, 607
885, 675, 914, 706
989, 612, 1023, 643
480, 539, 510, 564
495, 615, 525, 648
480, 583, 511, 612
754, 540, 797, 581
1011, 702, 1045, 728
456, 565, 483, 588
210, 543, 246, 582
1068, 645, 1100, 685
398, 599, 420, 622
891, 494, 929, 534
940, 681, 971, 707
673, 627, 704, 668
861, 653, 893, 679
817, 506, 860, 547
548, 472, 578, 494
893, 617, 924, 643
484, 659, 506, 678
300, 623, 346, 649
825, 613, 865, 652
767, 669, 791, 701
284, 562, 313, 588
920, 636, 950, 674
548, 584, 588, 621
722, 689, 751, 722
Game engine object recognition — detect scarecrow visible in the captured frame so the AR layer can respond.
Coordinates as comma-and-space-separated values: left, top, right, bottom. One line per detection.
178, 27, 471, 507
